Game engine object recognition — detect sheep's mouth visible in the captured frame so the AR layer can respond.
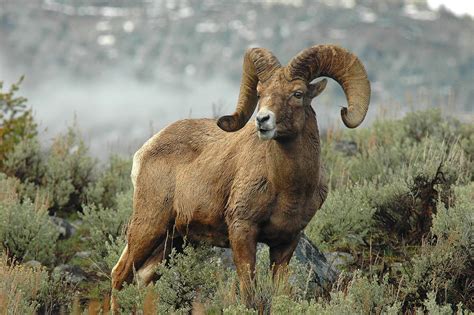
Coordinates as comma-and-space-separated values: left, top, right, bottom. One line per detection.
257, 128, 276, 140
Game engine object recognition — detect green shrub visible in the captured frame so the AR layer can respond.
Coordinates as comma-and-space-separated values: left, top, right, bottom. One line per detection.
311, 134, 470, 251
155, 243, 220, 313
431, 184, 473, 248
73, 190, 132, 302
271, 295, 315, 315
254, 272, 403, 315
38, 269, 77, 314
320, 140, 351, 189
404, 183, 473, 310
4, 126, 98, 213
400, 109, 460, 144
2, 136, 44, 187
85, 154, 132, 208
323, 109, 472, 188
305, 183, 375, 251
80, 190, 132, 264
307, 272, 402, 315
418, 291, 455, 315
0, 175, 58, 265
112, 242, 223, 314
0, 77, 37, 168
458, 123, 474, 165
222, 303, 257, 315
2, 126, 99, 214
113, 280, 151, 314
43, 127, 96, 213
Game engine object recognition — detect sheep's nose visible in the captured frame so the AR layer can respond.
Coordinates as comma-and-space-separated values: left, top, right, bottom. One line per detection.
256, 113, 270, 124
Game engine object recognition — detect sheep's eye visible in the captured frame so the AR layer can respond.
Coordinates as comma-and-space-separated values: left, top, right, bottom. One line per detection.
293, 91, 303, 99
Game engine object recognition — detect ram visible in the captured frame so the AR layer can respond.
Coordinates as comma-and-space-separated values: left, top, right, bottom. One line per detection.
111, 44, 370, 310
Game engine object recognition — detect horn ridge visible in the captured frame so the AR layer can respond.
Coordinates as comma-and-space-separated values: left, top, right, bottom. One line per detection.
286, 44, 371, 128
217, 48, 281, 132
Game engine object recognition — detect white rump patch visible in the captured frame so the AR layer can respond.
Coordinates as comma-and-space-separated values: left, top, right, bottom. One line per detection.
130, 150, 141, 188
131, 130, 165, 188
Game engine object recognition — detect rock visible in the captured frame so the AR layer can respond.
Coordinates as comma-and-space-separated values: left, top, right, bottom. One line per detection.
50, 216, 76, 239
74, 251, 92, 259
24, 260, 42, 269
293, 234, 339, 286
213, 234, 338, 289
214, 243, 267, 270
53, 264, 87, 284
324, 251, 355, 271
334, 140, 358, 156
213, 247, 234, 269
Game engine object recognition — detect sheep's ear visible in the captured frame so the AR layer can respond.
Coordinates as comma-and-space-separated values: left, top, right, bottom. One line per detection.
308, 79, 327, 99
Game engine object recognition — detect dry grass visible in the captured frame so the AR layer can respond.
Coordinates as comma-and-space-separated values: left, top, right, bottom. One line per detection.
0, 255, 47, 314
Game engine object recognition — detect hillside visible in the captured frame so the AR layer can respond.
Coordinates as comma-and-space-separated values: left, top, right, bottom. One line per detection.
1, 0, 473, 112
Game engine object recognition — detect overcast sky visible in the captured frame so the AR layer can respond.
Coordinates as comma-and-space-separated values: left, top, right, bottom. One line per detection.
427, 0, 474, 17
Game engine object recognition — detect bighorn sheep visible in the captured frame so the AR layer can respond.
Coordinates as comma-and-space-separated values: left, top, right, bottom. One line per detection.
111, 44, 370, 310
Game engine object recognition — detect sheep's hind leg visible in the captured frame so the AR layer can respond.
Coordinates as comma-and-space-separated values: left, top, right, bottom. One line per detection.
110, 211, 174, 313
137, 233, 185, 285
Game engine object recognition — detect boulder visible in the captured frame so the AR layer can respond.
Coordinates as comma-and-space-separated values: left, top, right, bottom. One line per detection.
334, 139, 358, 156
24, 260, 42, 269
293, 233, 339, 286
324, 251, 355, 271
74, 251, 92, 259
53, 264, 87, 284
50, 216, 76, 239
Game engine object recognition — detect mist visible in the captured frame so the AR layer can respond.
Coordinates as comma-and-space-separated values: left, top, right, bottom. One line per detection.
3, 0, 473, 160
1, 55, 243, 158
1, 55, 349, 160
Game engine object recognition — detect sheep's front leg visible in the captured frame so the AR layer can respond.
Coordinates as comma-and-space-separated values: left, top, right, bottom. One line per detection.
269, 235, 300, 278
229, 221, 258, 307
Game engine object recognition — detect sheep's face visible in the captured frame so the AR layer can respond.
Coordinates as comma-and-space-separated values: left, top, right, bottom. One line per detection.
255, 70, 327, 141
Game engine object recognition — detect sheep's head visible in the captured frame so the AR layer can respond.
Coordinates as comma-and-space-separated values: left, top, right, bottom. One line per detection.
217, 45, 371, 140
253, 70, 328, 140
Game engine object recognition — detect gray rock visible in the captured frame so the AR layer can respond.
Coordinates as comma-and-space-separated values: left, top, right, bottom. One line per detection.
214, 243, 268, 270
74, 251, 92, 259
50, 216, 76, 239
293, 234, 339, 286
53, 264, 87, 284
324, 251, 355, 271
334, 140, 358, 156
213, 247, 234, 269
24, 260, 42, 269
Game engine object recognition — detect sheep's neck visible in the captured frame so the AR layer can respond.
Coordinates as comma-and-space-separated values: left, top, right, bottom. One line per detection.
266, 110, 320, 189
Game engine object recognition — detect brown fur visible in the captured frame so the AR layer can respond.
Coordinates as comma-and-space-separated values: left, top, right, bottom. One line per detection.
110, 66, 349, 311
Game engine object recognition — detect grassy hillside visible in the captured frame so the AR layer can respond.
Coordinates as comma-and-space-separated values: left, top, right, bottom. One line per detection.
0, 80, 473, 313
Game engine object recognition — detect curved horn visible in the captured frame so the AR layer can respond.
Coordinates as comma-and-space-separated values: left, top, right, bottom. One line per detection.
217, 48, 281, 132
285, 45, 370, 128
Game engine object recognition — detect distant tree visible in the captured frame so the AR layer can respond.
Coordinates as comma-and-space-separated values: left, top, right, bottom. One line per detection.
0, 76, 37, 168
